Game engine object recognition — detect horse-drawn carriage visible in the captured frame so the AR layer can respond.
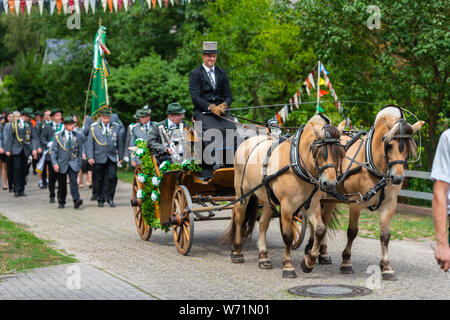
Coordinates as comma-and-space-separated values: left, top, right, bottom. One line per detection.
129, 125, 307, 256
130, 106, 424, 279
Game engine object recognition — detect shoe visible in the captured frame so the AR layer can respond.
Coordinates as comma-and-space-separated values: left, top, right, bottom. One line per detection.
79, 184, 84, 188
19, 192, 26, 197
88, 184, 92, 189
50, 197, 55, 204
41, 184, 47, 189
74, 199, 83, 209
14, 193, 19, 198
58, 203, 64, 209
3, 186, 7, 190
98, 202, 104, 207
107, 200, 116, 208
90, 196, 97, 201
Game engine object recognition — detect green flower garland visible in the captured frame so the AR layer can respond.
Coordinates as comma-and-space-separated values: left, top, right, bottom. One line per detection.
134, 139, 201, 232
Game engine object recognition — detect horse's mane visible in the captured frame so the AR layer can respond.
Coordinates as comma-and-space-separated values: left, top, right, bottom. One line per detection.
308, 114, 345, 167
374, 105, 403, 124
375, 105, 418, 156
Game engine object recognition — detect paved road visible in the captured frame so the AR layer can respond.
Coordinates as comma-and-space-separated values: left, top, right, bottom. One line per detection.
0, 173, 448, 299
0, 263, 154, 300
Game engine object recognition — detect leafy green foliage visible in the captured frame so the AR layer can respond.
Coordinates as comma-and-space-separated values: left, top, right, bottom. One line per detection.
0, 0, 447, 178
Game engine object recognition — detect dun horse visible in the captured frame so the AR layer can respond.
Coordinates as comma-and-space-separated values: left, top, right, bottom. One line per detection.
222, 114, 345, 278
316, 105, 424, 280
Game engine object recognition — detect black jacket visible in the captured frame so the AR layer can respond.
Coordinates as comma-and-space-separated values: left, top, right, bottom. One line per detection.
189, 65, 233, 119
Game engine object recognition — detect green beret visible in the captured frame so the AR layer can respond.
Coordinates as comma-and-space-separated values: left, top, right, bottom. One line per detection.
100, 108, 112, 116
63, 115, 75, 124
137, 105, 151, 117
166, 102, 186, 115
51, 108, 62, 116
22, 107, 34, 116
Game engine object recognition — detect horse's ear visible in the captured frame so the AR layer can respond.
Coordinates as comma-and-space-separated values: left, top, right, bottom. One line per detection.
337, 121, 346, 133
410, 120, 425, 134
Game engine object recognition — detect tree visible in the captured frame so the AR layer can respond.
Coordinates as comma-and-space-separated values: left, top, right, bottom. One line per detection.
199, 0, 315, 121
294, 0, 449, 169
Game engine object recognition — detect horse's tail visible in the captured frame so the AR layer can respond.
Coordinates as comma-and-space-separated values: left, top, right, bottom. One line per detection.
321, 203, 342, 235
221, 195, 259, 245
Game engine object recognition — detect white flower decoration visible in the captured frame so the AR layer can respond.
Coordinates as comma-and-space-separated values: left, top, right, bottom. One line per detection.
135, 148, 145, 157
137, 174, 146, 183
151, 191, 160, 202
136, 189, 144, 199
152, 176, 161, 186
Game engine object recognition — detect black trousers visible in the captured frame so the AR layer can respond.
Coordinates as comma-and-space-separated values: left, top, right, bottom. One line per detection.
45, 160, 57, 199
193, 112, 237, 167
12, 151, 28, 194
41, 158, 48, 186
93, 159, 117, 203
57, 167, 80, 205
6, 155, 14, 191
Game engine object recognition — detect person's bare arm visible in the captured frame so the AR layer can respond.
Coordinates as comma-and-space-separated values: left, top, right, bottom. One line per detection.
432, 180, 450, 271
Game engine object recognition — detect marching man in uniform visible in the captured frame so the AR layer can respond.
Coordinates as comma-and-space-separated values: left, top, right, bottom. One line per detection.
4, 107, 39, 197
86, 109, 124, 208
51, 116, 84, 209
40, 108, 64, 203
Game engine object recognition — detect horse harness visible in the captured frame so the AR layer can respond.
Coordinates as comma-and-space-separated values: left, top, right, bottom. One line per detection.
235, 123, 343, 219
337, 116, 414, 210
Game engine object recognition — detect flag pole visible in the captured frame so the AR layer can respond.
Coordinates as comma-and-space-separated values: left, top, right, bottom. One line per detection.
316, 60, 321, 113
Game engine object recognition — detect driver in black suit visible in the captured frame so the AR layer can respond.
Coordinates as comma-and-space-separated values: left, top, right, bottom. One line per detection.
189, 41, 236, 172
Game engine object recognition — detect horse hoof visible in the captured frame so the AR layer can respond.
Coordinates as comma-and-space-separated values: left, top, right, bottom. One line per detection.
318, 255, 332, 265
282, 270, 297, 278
300, 258, 314, 273
258, 260, 273, 269
231, 252, 244, 263
382, 272, 397, 281
340, 265, 354, 274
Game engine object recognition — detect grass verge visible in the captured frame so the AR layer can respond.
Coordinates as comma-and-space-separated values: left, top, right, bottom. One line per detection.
0, 214, 77, 274
333, 204, 435, 241
117, 167, 134, 184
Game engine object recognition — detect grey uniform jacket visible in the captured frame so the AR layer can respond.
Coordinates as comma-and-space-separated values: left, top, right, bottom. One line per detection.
129, 122, 157, 163
41, 122, 63, 161
124, 123, 135, 161
0, 123, 3, 150
2, 123, 11, 151
51, 130, 83, 174
4, 120, 38, 157
86, 121, 124, 164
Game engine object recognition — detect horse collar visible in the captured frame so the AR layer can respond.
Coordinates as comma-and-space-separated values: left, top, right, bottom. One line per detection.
290, 125, 316, 184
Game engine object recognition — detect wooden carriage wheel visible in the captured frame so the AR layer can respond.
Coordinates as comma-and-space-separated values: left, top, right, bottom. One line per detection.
291, 212, 307, 250
132, 165, 152, 240
171, 185, 195, 255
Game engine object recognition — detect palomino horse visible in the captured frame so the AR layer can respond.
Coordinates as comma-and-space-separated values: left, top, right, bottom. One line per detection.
316, 105, 424, 280
222, 114, 345, 278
